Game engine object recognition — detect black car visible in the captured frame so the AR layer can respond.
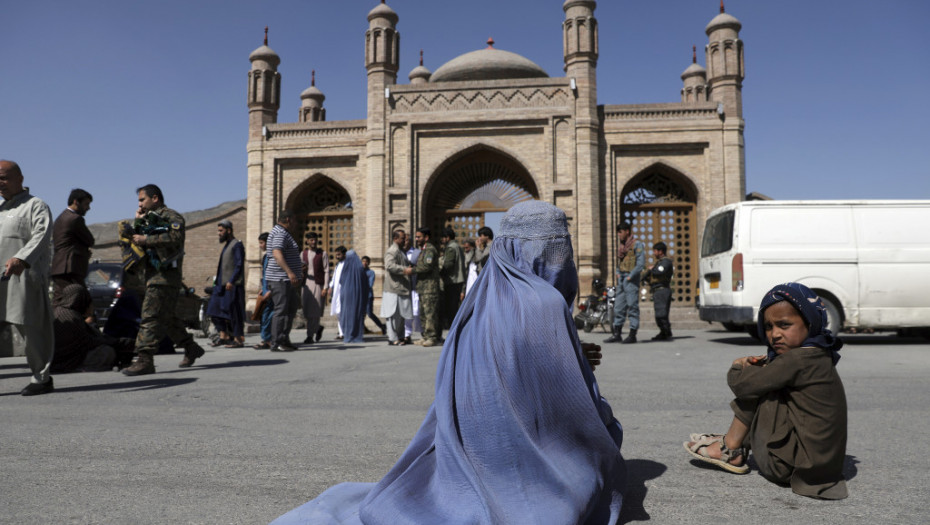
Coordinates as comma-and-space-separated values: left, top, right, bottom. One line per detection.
85, 261, 211, 338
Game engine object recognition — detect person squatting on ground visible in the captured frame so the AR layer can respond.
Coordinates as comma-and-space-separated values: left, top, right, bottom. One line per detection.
414, 227, 441, 347
382, 230, 413, 346
52, 284, 135, 373
605, 222, 645, 344
0, 160, 56, 395
253, 232, 274, 349
206, 220, 246, 348
300, 231, 329, 344
122, 184, 205, 375
361, 256, 386, 335
328, 246, 348, 340
684, 282, 848, 500
643, 241, 674, 341
337, 250, 370, 344
403, 235, 421, 344
439, 227, 466, 329
265, 210, 302, 352
50, 188, 95, 307
271, 200, 626, 525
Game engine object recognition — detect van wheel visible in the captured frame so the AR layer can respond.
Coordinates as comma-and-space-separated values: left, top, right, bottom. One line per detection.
819, 295, 843, 335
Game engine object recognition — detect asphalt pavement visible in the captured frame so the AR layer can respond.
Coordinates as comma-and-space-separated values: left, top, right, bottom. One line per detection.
2, 327, 928, 524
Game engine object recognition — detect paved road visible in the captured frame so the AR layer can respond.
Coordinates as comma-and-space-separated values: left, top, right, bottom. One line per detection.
2, 328, 928, 524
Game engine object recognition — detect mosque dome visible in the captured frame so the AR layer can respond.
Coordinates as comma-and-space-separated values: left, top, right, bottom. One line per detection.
681, 62, 706, 80
368, 1, 398, 24
249, 45, 280, 66
301, 85, 324, 100
409, 65, 432, 82
430, 41, 548, 83
705, 12, 741, 34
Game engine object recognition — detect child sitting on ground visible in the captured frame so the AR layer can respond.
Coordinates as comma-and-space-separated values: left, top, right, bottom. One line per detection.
684, 282, 848, 499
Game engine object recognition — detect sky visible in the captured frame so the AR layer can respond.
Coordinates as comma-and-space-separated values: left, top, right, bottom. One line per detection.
3, 0, 929, 224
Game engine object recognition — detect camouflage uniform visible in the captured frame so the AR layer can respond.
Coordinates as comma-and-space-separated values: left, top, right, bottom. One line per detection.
415, 242, 441, 344
125, 205, 204, 374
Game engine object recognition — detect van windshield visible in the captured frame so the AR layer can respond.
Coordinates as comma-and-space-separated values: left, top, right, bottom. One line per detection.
701, 210, 734, 257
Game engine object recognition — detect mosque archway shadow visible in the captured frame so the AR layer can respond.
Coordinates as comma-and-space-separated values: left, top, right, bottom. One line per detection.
619, 458, 667, 523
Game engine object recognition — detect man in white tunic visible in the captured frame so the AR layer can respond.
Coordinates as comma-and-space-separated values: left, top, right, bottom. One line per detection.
328, 246, 347, 339
0, 160, 55, 396
382, 230, 413, 345
404, 235, 421, 343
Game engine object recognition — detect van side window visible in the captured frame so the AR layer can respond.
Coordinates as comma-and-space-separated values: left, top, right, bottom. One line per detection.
701, 210, 734, 257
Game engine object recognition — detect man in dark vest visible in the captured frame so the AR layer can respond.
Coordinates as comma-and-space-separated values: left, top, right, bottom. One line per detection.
206, 220, 246, 347
301, 231, 329, 344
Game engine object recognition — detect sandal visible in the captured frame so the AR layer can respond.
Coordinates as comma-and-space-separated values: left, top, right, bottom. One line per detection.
210, 338, 232, 347
224, 341, 244, 348
253, 342, 271, 350
684, 433, 750, 474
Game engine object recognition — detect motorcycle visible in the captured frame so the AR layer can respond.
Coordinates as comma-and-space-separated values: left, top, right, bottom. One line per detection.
574, 280, 616, 333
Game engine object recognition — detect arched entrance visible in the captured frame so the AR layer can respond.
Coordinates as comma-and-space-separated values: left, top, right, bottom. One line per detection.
293, 177, 353, 268
425, 149, 538, 238
620, 166, 698, 304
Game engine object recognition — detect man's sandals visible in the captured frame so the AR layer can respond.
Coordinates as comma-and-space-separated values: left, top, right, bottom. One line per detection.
683, 433, 750, 474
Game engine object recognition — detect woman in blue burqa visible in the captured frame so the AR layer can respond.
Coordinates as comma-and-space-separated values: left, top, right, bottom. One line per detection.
339, 250, 370, 343
272, 201, 626, 524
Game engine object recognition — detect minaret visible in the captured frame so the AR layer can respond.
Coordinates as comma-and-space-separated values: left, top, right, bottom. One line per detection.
705, 1, 744, 118
363, 1, 400, 278
562, 0, 601, 289
681, 46, 708, 103
408, 49, 431, 84
248, 27, 281, 141
299, 70, 326, 122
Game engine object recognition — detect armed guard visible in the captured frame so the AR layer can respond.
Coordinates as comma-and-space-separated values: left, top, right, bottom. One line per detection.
122, 184, 205, 376
414, 227, 441, 346
644, 241, 674, 341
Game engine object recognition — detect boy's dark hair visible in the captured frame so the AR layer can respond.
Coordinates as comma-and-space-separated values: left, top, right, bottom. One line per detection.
653, 242, 667, 254
617, 222, 632, 232
463, 239, 476, 249
258, 232, 269, 242
477, 226, 494, 239
335, 245, 347, 254
136, 184, 164, 203
305, 231, 319, 239
362, 256, 371, 263
68, 188, 93, 206
417, 227, 431, 237
442, 227, 456, 239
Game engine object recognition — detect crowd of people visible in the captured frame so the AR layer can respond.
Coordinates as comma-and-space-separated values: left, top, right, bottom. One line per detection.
2, 158, 848, 512
250, 214, 496, 352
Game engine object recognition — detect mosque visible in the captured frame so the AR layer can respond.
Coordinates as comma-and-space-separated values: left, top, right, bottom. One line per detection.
244, 0, 746, 307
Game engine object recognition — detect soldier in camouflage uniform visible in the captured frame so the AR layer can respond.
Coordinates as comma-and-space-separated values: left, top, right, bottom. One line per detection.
414, 227, 441, 346
122, 184, 205, 376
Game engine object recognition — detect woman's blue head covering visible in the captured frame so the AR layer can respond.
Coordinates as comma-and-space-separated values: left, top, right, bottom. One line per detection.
757, 282, 843, 363
270, 201, 626, 524
338, 250, 370, 343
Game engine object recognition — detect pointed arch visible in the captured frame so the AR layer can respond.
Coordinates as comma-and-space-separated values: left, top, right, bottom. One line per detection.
288, 174, 354, 265
619, 163, 699, 305
423, 145, 539, 239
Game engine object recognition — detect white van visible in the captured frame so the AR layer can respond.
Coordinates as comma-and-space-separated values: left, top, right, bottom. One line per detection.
698, 200, 930, 336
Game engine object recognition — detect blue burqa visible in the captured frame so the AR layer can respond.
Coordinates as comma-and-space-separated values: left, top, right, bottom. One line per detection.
272, 201, 626, 524
338, 250, 370, 343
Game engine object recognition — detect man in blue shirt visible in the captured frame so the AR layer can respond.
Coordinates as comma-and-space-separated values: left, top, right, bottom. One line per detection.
361, 256, 387, 335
